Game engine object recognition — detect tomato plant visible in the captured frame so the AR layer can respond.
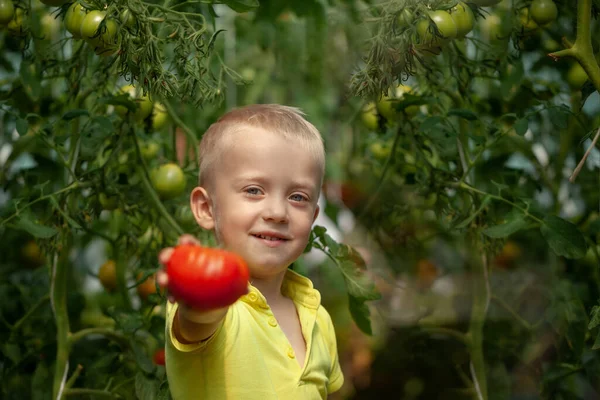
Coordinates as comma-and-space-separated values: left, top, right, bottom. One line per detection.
417, 10, 457, 46
166, 244, 250, 309
449, 1, 475, 38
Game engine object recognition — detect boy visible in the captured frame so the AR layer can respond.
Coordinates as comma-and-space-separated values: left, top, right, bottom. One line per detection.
157, 104, 344, 399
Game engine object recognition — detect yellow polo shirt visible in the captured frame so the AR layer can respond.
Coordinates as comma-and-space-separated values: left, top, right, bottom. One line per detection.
165, 269, 344, 400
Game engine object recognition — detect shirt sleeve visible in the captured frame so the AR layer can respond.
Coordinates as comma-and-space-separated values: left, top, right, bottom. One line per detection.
319, 307, 344, 393
165, 301, 226, 353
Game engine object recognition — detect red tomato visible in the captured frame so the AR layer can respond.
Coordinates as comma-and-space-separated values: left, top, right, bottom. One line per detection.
166, 244, 250, 309
153, 348, 165, 366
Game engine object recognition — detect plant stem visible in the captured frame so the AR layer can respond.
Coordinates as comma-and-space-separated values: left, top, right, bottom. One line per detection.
64, 388, 122, 398
68, 328, 129, 349
468, 247, 490, 400
132, 131, 185, 237
358, 124, 403, 219
455, 181, 545, 225
51, 241, 71, 400
11, 295, 50, 333
490, 295, 533, 331
418, 326, 471, 346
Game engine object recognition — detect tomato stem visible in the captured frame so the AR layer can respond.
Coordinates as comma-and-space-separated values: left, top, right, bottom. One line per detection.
69, 328, 130, 348
468, 245, 490, 400
51, 240, 72, 400
132, 130, 185, 237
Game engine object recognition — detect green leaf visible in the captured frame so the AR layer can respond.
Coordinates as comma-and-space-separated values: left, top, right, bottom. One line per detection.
420, 116, 443, 132
483, 211, 533, 238
338, 259, 381, 302
135, 372, 159, 400
2, 343, 21, 363
220, 0, 259, 13
542, 363, 581, 383
447, 108, 478, 121
14, 216, 57, 238
540, 215, 587, 259
514, 118, 528, 136
92, 116, 114, 134
109, 309, 145, 334
132, 342, 154, 374
589, 305, 600, 330
16, 118, 28, 135
594, 331, 600, 350
62, 109, 89, 120
348, 295, 373, 335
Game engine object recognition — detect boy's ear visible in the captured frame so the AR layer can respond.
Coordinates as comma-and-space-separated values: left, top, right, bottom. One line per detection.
312, 204, 320, 224
190, 187, 215, 230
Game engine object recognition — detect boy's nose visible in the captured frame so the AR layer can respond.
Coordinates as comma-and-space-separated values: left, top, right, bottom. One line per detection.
262, 199, 288, 223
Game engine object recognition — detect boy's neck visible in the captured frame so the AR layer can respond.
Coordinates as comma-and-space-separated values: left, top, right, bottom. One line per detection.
251, 270, 287, 305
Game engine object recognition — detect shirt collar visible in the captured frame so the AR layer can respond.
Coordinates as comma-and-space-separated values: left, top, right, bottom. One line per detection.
240, 269, 321, 310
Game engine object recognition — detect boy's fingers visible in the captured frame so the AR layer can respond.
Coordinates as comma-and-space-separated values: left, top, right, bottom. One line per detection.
167, 295, 176, 304
156, 270, 169, 287
158, 248, 174, 265
178, 234, 201, 246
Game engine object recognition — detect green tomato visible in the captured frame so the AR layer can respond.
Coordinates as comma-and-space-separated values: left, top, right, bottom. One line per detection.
0, 0, 14, 26
360, 102, 379, 130
120, 8, 136, 29
7, 8, 24, 36
64, 2, 87, 39
417, 10, 457, 47
529, 0, 557, 26
140, 140, 160, 160
377, 85, 418, 120
450, 2, 475, 38
40, 13, 60, 41
566, 63, 588, 90
115, 84, 153, 121
479, 13, 509, 42
369, 141, 391, 161
396, 8, 413, 28
99, 193, 119, 211
80, 10, 117, 49
151, 163, 187, 200
152, 103, 170, 130
471, 0, 502, 6
519, 8, 539, 32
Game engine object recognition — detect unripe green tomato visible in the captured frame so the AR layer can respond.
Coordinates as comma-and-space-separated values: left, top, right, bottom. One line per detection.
151, 163, 187, 200
7, 8, 24, 36
152, 103, 170, 130
64, 2, 87, 39
120, 9, 136, 29
480, 13, 510, 42
397, 8, 413, 28
99, 193, 119, 211
80, 11, 118, 49
519, 8, 539, 32
140, 140, 160, 160
115, 85, 153, 121
360, 102, 379, 130
417, 10, 457, 46
450, 2, 475, 38
40, 13, 60, 41
529, 0, 557, 26
0, 0, 15, 26
566, 63, 588, 90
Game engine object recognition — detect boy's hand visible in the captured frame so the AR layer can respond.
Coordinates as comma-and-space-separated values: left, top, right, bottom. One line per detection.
156, 234, 233, 325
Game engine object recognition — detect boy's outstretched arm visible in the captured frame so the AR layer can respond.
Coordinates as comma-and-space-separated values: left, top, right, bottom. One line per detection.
157, 234, 229, 344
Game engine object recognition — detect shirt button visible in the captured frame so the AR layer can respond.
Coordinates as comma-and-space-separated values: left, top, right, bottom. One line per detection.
287, 348, 295, 359
268, 317, 277, 327
248, 292, 258, 302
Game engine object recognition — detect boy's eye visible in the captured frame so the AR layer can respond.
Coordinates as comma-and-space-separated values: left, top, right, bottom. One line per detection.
290, 193, 308, 202
245, 187, 262, 195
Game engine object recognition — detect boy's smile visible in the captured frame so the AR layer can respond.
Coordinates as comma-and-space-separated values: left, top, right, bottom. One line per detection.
198, 126, 321, 280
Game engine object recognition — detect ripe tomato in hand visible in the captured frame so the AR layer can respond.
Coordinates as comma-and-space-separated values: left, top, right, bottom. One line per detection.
166, 244, 250, 310
153, 348, 166, 366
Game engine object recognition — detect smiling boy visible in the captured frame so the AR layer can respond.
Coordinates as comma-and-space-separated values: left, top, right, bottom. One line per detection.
157, 104, 344, 399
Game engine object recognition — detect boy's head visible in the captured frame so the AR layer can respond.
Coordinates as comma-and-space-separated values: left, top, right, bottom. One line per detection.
198, 104, 325, 189
191, 104, 325, 279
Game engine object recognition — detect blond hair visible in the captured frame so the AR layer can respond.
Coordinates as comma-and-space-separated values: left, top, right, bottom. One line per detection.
198, 104, 325, 186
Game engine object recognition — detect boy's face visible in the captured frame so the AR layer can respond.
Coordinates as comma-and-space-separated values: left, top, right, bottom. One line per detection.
197, 127, 321, 279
